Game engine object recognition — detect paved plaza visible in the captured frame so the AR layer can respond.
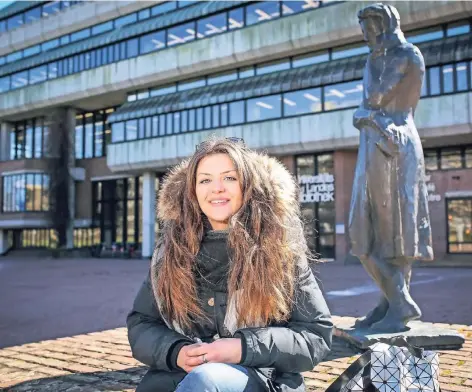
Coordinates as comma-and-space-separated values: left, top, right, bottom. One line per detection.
0, 257, 471, 391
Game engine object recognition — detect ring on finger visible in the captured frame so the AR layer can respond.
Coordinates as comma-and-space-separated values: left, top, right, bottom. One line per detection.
202, 354, 208, 364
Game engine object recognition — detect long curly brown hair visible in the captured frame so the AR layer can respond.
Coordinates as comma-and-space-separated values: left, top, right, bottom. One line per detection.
154, 137, 310, 332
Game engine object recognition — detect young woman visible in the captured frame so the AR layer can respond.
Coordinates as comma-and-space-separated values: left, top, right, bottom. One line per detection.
127, 137, 333, 392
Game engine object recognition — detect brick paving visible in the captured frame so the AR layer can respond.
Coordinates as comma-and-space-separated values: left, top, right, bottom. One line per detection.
0, 316, 471, 392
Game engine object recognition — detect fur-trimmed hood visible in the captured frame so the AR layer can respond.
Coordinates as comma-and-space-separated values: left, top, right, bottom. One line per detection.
157, 153, 300, 227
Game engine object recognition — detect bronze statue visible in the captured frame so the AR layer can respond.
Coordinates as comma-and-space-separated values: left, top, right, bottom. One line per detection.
348, 3, 434, 332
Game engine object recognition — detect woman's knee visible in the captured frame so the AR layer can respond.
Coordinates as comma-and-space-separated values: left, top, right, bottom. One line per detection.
176, 363, 250, 392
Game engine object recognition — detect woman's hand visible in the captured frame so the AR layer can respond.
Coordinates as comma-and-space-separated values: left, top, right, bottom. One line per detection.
184, 338, 242, 367
177, 343, 208, 373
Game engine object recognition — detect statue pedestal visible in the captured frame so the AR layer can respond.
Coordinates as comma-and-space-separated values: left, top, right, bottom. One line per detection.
335, 319, 465, 350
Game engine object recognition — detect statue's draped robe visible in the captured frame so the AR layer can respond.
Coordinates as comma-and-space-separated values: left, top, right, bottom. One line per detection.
348, 37, 433, 262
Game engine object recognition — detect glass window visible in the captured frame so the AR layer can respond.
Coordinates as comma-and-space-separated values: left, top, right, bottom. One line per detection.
42, 120, 50, 157
41, 175, 49, 211
126, 119, 138, 140
42, 39, 60, 51
145, 117, 152, 138
229, 101, 245, 125
166, 113, 173, 134
239, 66, 255, 79
332, 44, 369, 60
138, 8, 151, 21
247, 94, 282, 122
429, 67, 440, 95
159, 114, 166, 136
246, 1, 280, 26
257, 59, 290, 75
71, 28, 90, 42
137, 90, 149, 100
94, 111, 104, 157
92, 21, 113, 35
181, 111, 188, 132
9, 130, 16, 160
7, 14, 24, 30
424, 150, 438, 171
47, 62, 58, 80
212, 105, 220, 128
447, 22, 470, 37
168, 22, 196, 47
0, 77, 10, 93
447, 199, 472, 253
26, 174, 34, 211
178, 1, 198, 7
442, 64, 454, 93
75, 115, 84, 159
34, 118, 43, 158
42, 1, 61, 16
178, 78, 205, 91
23, 45, 41, 58
140, 31, 166, 54
228, 8, 244, 30
115, 13, 138, 28
420, 76, 427, 97
283, 0, 320, 15
441, 149, 462, 170
407, 28, 443, 44
204, 106, 212, 129
60, 35, 71, 46
173, 113, 181, 134
457, 62, 468, 92
84, 113, 94, 158
324, 80, 363, 110
29, 65, 48, 85
292, 51, 329, 68
197, 13, 227, 38
112, 122, 124, 143
188, 109, 196, 131
127, 38, 139, 58
138, 118, 145, 138
25, 121, 33, 159
466, 148, 472, 169
25, 6, 41, 23
0, 56, 5, 66
6, 51, 22, 63
0, 20, 5, 33
208, 71, 237, 85
150, 84, 177, 97
16, 123, 25, 159
220, 104, 228, 127
196, 108, 204, 130
283, 87, 322, 116
151, 1, 177, 16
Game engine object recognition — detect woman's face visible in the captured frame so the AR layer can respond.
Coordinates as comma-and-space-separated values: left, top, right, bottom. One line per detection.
195, 153, 243, 230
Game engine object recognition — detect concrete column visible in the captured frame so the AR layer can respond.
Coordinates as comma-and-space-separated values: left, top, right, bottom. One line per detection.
142, 172, 156, 258
0, 123, 12, 161
66, 108, 76, 249
0, 230, 9, 255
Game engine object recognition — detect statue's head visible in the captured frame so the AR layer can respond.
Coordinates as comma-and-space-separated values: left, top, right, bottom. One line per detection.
358, 3, 401, 49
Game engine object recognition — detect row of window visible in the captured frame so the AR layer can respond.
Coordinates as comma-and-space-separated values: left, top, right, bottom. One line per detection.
425, 146, 472, 171
16, 229, 57, 249
2, 173, 49, 213
0, 1, 196, 66
0, 1, 80, 35
92, 176, 145, 246
9, 117, 50, 160
75, 107, 115, 159
73, 228, 100, 248
447, 198, 472, 253
127, 19, 472, 102
111, 59, 472, 143
0, 1, 328, 93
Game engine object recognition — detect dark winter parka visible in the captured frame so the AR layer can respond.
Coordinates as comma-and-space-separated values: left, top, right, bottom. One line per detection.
126, 155, 333, 392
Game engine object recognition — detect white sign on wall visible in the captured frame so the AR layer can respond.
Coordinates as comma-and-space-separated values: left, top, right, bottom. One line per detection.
425, 174, 441, 202
299, 173, 335, 203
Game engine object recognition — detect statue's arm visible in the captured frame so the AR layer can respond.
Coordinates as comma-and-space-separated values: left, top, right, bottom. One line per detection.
367, 52, 415, 109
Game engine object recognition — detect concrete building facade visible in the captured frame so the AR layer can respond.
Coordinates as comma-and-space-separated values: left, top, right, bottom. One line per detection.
1, 0, 472, 265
